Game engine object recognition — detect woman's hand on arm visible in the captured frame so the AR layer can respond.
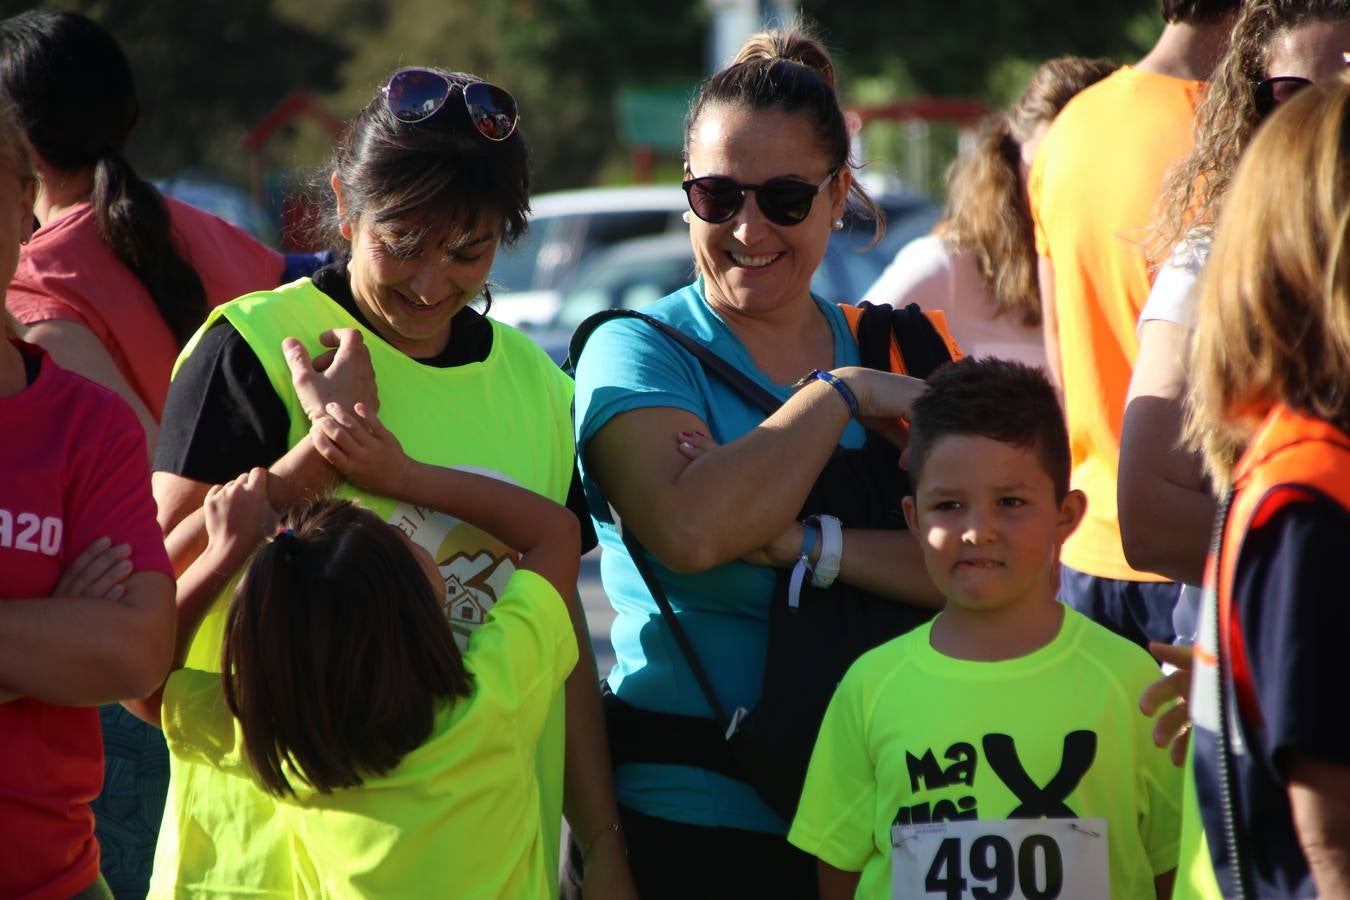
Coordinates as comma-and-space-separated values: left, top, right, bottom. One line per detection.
283, 329, 380, 420
1118, 319, 1214, 584
589, 370, 924, 574
0, 537, 139, 705
24, 319, 160, 456
0, 569, 174, 706
676, 429, 942, 606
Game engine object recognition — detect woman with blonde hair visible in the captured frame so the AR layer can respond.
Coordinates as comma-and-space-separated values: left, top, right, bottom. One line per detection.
1184, 75, 1350, 899
860, 55, 1116, 366
1120, 0, 1350, 600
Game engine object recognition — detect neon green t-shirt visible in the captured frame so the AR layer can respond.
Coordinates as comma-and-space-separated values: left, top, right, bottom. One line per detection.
789, 608, 1180, 900
1172, 744, 1222, 899
162, 569, 578, 899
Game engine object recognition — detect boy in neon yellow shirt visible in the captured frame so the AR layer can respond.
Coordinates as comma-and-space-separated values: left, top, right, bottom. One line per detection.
789, 358, 1180, 900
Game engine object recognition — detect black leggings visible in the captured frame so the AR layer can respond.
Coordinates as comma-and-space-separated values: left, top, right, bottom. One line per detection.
562, 803, 818, 900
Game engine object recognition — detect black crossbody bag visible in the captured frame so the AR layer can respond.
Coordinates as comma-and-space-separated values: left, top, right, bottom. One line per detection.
568, 302, 953, 820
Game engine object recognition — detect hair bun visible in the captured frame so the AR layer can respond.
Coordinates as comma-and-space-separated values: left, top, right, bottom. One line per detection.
730, 28, 836, 90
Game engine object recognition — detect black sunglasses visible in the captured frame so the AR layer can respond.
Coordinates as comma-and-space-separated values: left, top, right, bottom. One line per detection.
382, 68, 519, 141
1253, 76, 1312, 120
682, 169, 838, 227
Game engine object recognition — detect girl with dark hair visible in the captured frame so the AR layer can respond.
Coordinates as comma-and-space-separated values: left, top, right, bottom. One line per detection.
0, 94, 175, 900
0, 10, 284, 449
127, 403, 583, 897
147, 66, 630, 897
572, 26, 951, 897
861, 56, 1116, 366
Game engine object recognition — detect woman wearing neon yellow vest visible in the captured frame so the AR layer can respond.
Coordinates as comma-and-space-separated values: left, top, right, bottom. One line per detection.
146, 68, 634, 898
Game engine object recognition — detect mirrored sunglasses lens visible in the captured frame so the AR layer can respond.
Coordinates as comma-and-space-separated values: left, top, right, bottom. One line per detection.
758, 181, 817, 225
387, 70, 451, 122
464, 82, 519, 140
690, 179, 742, 222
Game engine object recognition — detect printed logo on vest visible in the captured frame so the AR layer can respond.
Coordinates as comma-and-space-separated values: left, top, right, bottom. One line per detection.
386, 468, 521, 651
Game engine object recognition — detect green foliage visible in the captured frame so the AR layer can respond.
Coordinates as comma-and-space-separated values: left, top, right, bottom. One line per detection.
803, 0, 1161, 93
2, 0, 1168, 195
3, 0, 347, 180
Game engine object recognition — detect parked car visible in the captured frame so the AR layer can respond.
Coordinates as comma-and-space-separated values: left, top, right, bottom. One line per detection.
153, 172, 279, 247
525, 189, 939, 364
488, 185, 687, 327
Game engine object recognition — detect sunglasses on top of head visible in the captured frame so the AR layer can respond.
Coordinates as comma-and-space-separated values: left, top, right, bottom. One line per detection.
681, 169, 839, 227
382, 68, 519, 141
1253, 76, 1312, 120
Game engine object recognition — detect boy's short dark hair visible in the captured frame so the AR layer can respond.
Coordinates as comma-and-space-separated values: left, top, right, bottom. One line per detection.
907, 358, 1071, 499
1160, 0, 1241, 23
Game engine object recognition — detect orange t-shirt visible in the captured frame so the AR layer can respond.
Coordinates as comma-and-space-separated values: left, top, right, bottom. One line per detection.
1029, 66, 1204, 582
6, 197, 284, 421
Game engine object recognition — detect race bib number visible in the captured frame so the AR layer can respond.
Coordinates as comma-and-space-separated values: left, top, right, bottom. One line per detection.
891, 817, 1109, 900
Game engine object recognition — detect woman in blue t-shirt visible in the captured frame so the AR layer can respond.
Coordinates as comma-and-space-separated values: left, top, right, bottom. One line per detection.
572, 26, 945, 898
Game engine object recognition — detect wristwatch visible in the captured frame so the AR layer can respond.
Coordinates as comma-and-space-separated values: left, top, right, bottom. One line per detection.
804, 514, 842, 588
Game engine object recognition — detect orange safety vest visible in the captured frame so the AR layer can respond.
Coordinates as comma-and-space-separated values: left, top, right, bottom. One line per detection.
1210, 405, 1350, 725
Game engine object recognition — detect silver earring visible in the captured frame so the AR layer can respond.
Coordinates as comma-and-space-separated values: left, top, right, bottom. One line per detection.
682, 210, 693, 225
832, 218, 844, 231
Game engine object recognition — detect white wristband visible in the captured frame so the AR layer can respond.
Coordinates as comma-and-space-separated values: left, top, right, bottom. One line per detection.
807, 514, 842, 588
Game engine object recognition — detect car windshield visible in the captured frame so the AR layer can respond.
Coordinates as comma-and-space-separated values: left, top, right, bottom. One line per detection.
490, 226, 547, 293
554, 252, 696, 332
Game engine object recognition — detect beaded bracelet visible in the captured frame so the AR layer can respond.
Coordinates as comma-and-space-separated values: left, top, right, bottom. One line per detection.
793, 369, 860, 420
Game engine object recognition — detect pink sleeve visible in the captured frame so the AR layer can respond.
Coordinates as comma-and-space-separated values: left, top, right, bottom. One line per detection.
5, 288, 94, 331
66, 393, 171, 578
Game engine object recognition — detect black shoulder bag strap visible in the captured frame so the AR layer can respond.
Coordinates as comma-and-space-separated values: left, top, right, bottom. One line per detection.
569, 308, 782, 732
566, 309, 779, 415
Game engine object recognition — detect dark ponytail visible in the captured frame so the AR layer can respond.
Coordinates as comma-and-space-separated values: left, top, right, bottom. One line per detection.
91, 151, 208, 345
0, 11, 207, 347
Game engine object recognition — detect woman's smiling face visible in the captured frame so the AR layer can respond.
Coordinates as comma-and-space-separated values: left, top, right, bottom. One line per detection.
684, 105, 848, 319
336, 173, 502, 359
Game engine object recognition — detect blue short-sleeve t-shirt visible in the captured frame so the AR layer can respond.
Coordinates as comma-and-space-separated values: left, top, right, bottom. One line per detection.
573, 279, 864, 832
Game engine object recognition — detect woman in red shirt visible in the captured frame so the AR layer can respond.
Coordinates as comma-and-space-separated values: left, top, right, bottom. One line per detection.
0, 93, 175, 899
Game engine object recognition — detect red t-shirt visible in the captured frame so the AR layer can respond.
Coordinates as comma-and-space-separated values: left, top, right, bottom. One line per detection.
0, 341, 173, 898
5, 197, 284, 420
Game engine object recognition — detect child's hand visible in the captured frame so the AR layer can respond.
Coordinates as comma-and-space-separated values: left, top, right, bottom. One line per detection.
204, 468, 279, 569
1139, 641, 1194, 768
310, 402, 409, 497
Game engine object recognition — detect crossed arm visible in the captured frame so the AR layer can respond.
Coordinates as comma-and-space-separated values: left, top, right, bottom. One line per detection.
588, 368, 943, 607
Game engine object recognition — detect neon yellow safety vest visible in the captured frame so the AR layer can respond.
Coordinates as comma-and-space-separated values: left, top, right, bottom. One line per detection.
151, 278, 576, 898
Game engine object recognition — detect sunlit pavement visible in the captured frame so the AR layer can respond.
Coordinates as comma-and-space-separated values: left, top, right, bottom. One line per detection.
579, 549, 615, 676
